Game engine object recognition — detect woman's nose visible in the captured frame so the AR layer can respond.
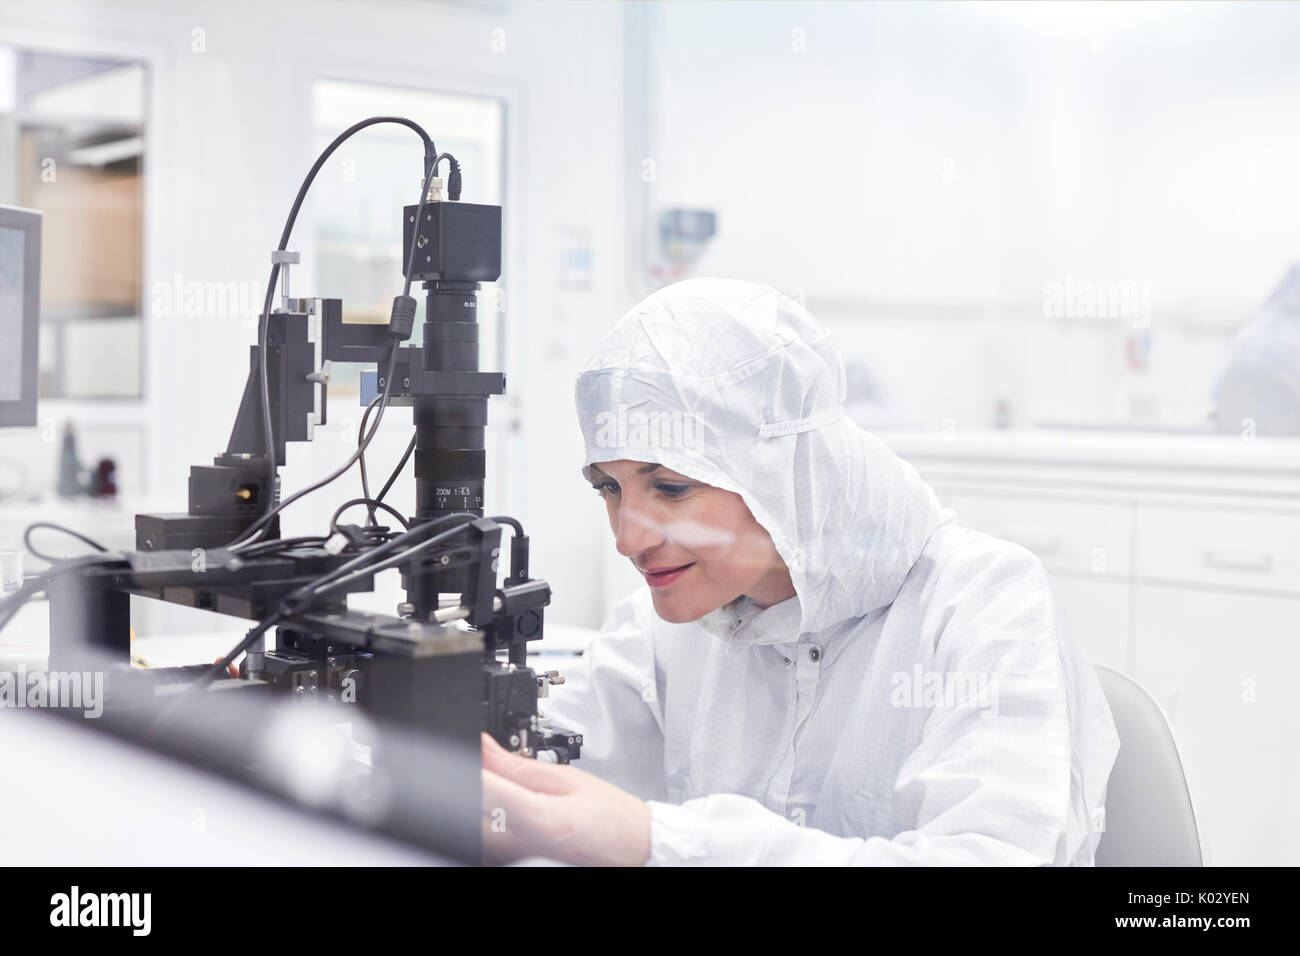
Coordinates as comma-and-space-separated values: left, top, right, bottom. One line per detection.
612, 501, 666, 558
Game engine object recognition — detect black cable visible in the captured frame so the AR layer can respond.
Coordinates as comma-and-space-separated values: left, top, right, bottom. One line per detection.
365, 152, 465, 516
230, 345, 401, 551
23, 521, 109, 563
364, 151, 462, 512
289, 521, 471, 608
151, 512, 474, 732
251, 116, 436, 529
147, 508, 490, 734
432, 152, 462, 200
329, 497, 410, 533
356, 392, 384, 525
156, 512, 438, 730
209, 619, 280, 686
285, 511, 476, 606
233, 535, 330, 558
375, 432, 417, 505
145, 615, 284, 735
202, 515, 455, 688
0, 552, 121, 634
240, 514, 474, 671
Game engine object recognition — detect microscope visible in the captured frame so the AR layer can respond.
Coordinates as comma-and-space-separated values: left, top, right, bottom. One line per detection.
19, 118, 581, 859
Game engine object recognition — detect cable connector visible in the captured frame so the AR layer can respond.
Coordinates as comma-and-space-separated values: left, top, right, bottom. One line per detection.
323, 524, 370, 556
447, 159, 462, 201
389, 295, 417, 340
425, 176, 443, 202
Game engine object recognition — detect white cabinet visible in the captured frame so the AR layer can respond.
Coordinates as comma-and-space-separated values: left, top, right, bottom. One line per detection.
1136, 503, 1300, 595
1045, 573, 1130, 674
1132, 584, 1300, 866
883, 430, 1300, 866
946, 492, 1133, 577
944, 492, 1133, 672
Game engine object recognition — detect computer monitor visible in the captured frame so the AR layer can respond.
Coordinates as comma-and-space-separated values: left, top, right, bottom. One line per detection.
0, 204, 41, 427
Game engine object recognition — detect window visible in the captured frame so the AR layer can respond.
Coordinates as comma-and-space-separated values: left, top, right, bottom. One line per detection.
309, 78, 505, 393
0, 46, 146, 399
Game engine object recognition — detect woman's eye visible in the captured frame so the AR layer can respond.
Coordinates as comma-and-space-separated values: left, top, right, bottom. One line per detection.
656, 483, 691, 498
592, 480, 620, 497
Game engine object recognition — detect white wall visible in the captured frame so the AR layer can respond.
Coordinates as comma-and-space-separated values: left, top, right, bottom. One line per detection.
11, 0, 1300, 631
0, 0, 636, 628
642, 0, 1300, 431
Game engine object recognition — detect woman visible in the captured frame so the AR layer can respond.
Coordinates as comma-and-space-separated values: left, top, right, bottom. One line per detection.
481, 277, 1119, 866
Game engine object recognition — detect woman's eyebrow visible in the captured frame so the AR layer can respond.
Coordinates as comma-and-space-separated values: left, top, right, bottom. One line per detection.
586, 463, 683, 481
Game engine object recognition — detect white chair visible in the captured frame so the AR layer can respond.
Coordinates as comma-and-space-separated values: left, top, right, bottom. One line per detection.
1094, 665, 1204, 866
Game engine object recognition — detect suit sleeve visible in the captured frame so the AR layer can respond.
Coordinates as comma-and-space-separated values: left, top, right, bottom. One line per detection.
538, 590, 670, 803
645, 551, 1115, 866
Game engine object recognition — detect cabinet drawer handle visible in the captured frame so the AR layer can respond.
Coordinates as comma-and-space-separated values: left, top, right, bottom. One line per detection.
1203, 549, 1274, 573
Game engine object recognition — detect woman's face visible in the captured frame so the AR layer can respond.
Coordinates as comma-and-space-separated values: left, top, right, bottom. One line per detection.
586, 459, 795, 624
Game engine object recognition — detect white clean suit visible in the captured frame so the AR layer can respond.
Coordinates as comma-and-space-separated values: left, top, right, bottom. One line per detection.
546, 278, 1120, 866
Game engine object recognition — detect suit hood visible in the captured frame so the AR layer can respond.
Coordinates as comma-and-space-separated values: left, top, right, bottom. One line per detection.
575, 277, 951, 639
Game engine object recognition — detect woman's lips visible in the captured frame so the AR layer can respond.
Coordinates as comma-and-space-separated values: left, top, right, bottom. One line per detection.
641, 563, 694, 588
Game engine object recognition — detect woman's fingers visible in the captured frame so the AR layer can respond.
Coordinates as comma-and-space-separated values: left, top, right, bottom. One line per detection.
481, 745, 651, 867
481, 732, 575, 796
481, 766, 546, 864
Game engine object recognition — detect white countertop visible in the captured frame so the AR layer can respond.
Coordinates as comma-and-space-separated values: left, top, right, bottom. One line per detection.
877, 428, 1300, 470
875, 428, 1300, 500
1, 595, 592, 675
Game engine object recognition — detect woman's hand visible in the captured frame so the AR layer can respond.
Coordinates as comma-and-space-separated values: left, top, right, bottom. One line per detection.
480, 732, 651, 866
